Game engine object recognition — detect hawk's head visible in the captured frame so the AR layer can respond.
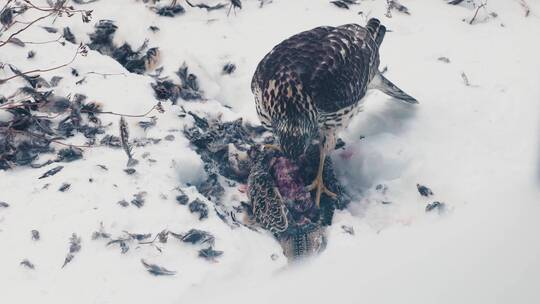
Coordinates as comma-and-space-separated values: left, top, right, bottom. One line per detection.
273, 118, 317, 159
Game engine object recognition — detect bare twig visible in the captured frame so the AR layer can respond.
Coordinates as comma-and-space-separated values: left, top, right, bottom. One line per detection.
81, 102, 163, 118
0, 43, 87, 85
21, 35, 63, 45
469, 2, 487, 25
84, 71, 127, 78
0, 0, 92, 47
0, 12, 54, 47
3, 128, 93, 148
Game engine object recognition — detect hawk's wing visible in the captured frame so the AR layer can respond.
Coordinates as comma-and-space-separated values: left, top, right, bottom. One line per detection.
252, 23, 382, 115
308, 24, 381, 113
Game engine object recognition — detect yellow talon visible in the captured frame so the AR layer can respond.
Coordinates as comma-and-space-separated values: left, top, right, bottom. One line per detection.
306, 144, 337, 208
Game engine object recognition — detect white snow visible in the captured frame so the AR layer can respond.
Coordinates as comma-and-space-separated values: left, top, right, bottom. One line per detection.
1, 0, 539, 303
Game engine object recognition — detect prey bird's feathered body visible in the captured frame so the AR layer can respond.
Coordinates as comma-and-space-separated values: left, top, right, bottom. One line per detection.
251, 18, 416, 226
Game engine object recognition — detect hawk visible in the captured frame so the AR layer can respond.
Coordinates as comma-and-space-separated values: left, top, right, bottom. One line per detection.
251, 18, 417, 207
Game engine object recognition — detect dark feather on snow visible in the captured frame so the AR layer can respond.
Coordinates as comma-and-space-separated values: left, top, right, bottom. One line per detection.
20, 259, 35, 269
62, 233, 81, 268
87, 20, 157, 74
198, 247, 223, 260
91, 223, 111, 240
58, 183, 71, 192
141, 259, 176, 276
416, 184, 433, 197
330, 1, 350, 9
100, 135, 122, 147
38, 165, 64, 179
0, 8, 13, 27
57, 147, 83, 162
176, 194, 190, 205
426, 201, 445, 213
31, 230, 40, 241
155, 4, 185, 17
124, 168, 136, 175
63, 27, 76, 44
188, 199, 209, 220
222, 63, 236, 74
175, 228, 215, 246
131, 192, 146, 208
185, 0, 227, 11
119, 116, 138, 167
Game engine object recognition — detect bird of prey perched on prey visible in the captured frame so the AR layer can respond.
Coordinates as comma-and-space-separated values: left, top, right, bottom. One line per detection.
251, 18, 417, 207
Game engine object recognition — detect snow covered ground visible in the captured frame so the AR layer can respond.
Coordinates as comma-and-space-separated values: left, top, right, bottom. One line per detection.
1, 0, 540, 303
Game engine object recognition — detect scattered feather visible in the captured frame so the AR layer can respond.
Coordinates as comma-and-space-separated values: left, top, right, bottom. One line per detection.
58, 183, 71, 192
198, 247, 223, 261
417, 184, 433, 197
91, 223, 111, 240
461, 72, 471, 86
62, 233, 81, 268
438, 57, 451, 63
119, 117, 138, 167
155, 4, 185, 17
107, 239, 130, 254
125, 231, 152, 241
131, 192, 146, 208
222, 62, 236, 74
189, 199, 209, 220
0, 8, 14, 27
174, 229, 215, 246
176, 194, 189, 205
387, 0, 411, 15
341, 225, 355, 235
426, 201, 445, 213
20, 259, 35, 269
31, 230, 40, 241
186, 0, 227, 11
38, 165, 64, 179
124, 168, 136, 175
141, 259, 176, 276
330, 1, 350, 9
50, 76, 63, 87
63, 27, 76, 44
138, 117, 157, 130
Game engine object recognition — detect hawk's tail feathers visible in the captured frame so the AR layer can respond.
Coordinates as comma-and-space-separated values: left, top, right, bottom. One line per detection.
369, 72, 418, 104
367, 18, 386, 46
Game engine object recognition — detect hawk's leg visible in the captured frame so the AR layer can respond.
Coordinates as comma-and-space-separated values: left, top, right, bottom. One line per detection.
306, 137, 337, 208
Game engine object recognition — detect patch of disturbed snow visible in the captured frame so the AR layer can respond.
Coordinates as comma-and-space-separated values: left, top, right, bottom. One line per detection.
1, 0, 540, 304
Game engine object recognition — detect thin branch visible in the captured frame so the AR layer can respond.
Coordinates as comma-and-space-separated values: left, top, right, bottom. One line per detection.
0, 12, 54, 47
21, 35, 63, 45
0, 44, 87, 85
469, 3, 487, 25
23, 0, 90, 15
81, 103, 163, 118
4, 128, 94, 149
84, 71, 127, 78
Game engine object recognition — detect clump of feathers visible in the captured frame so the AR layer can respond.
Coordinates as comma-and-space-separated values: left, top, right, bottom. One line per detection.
151, 63, 203, 103
0, 89, 103, 170
87, 20, 160, 74
62, 233, 81, 268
